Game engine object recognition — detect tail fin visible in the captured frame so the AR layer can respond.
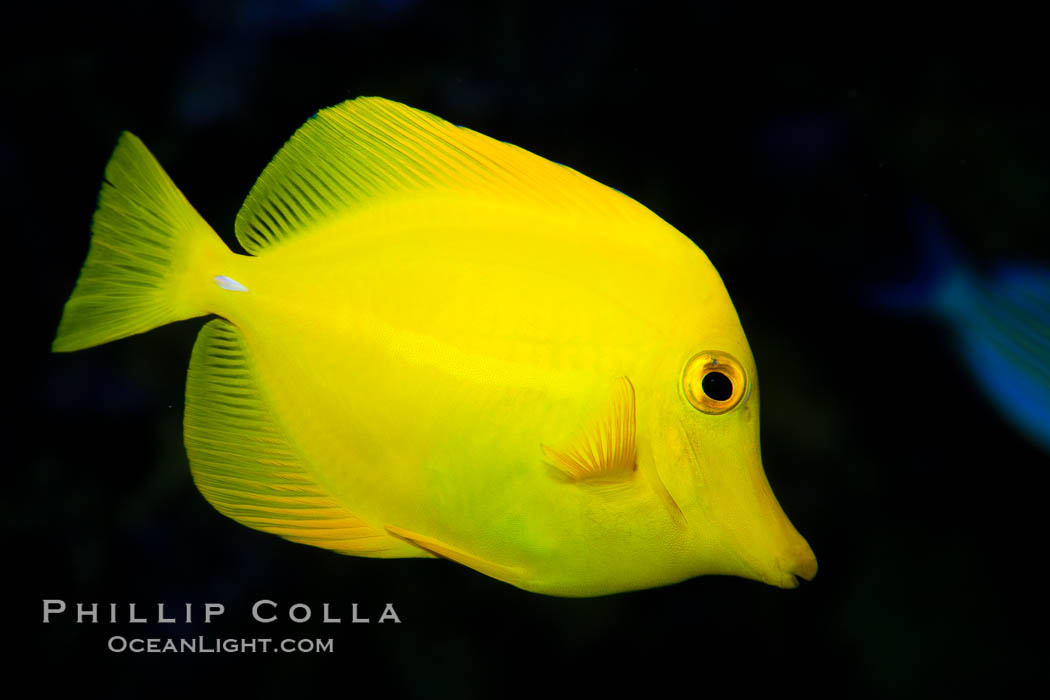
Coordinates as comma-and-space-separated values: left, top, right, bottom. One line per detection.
866, 203, 970, 316
53, 133, 232, 352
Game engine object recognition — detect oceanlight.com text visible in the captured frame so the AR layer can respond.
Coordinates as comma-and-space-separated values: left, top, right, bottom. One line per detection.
107, 636, 334, 654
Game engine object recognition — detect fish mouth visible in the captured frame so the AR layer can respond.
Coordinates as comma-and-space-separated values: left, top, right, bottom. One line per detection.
768, 550, 818, 589
727, 546, 817, 589
723, 523, 818, 590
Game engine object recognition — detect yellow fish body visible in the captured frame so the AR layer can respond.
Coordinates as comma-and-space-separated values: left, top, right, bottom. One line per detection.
53, 97, 816, 596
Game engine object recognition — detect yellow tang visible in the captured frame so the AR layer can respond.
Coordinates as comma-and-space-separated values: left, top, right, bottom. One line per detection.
53, 97, 816, 597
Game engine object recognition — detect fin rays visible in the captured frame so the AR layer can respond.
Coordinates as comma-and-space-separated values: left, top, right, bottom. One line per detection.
544, 377, 637, 482
52, 133, 227, 352
234, 97, 648, 255
385, 525, 525, 586
185, 319, 393, 556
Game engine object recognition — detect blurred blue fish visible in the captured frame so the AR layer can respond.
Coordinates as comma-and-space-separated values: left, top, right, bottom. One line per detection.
872, 206, 1050, 453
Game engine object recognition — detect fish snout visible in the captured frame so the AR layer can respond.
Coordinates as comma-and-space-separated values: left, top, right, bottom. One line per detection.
720, 478, 818, 589
768, 534, 818, 589
712, 512, 818, 589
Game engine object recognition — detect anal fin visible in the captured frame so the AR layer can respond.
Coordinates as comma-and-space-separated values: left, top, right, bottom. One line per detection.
185, 318, 396, 556
386, 525, 525, 585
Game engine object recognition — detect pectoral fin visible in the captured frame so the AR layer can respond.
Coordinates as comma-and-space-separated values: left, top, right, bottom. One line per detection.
543, 376, 637, 482
543, 376, 686, 528
385, 525, 526, 586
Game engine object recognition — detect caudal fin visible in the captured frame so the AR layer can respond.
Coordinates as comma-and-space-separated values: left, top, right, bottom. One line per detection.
52, 133, 231, 352
866, 204, 968, 315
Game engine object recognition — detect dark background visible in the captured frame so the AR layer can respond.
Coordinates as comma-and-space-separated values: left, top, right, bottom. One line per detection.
6, 2, 1047, 696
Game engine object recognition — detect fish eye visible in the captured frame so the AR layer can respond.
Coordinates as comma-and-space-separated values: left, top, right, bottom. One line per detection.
682, 351, 747, 415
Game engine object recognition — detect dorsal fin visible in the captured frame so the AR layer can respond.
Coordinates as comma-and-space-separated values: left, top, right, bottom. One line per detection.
543, 377, 637, 482
184, 318, 402, 557
234, 97, 648, 254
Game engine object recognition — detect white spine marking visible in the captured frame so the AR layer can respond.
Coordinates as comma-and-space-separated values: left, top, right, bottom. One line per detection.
214, 275, 250, 292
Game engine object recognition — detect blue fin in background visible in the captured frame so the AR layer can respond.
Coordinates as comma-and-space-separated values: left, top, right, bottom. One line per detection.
866, 203, 975, 317
962, 260, 1050, 453
869, 203, 1050, 454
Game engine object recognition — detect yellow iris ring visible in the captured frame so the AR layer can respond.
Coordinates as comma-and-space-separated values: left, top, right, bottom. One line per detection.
682, 351, 747, 415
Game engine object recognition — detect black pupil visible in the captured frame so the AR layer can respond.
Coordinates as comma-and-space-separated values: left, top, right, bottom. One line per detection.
702, 371, 733, 401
